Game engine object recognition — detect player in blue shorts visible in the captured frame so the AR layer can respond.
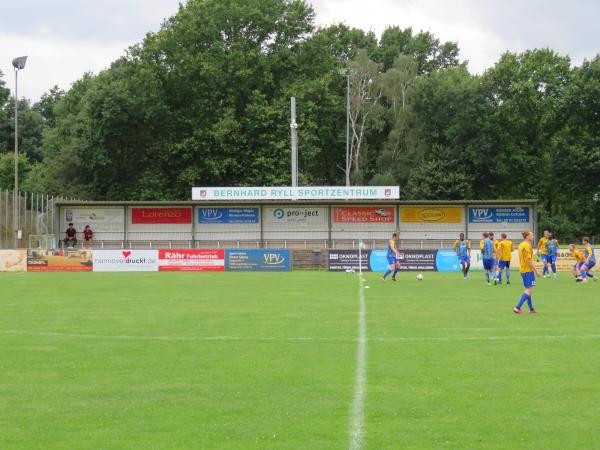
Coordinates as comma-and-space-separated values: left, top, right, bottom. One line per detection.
481, 232, 495, 285
580, 237, 597, 283
545, 233, 559, 279
453, 232, 471, 280
382, 232, 401, 281
514, 230, 539, 314
489, 232, 500, 282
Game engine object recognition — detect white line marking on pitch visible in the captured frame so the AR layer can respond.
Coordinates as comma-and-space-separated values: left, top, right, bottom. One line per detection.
348, 273, 367, 450
0, 329, 599, 343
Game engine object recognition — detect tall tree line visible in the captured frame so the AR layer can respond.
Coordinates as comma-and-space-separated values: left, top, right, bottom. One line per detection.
0, 0, 598, 239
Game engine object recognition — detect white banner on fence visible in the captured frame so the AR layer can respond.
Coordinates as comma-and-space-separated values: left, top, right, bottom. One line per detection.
192, 186, 399, 201
63, 208, 124, 232
92, 250, 158, 272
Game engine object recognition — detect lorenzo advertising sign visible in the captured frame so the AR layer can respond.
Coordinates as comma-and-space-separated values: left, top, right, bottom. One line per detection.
328, 250, 372, 271
469, 207, 530, 223
333, 207, 394, 223
93, 250, 158, 272
192, 186, 400, 201
400, 207, 462, 223
225, 250, 291, 271
158, 250, 225, 272
131, 208, 192, 224
198, 208, 259, 224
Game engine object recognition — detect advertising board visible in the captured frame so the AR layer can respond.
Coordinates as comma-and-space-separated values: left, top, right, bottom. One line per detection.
131, 208, 192, 224
400, 207, 462, 223
198, 208, 259, 224
264, 207, 327, 225
225, 250, 291, 271
92, 250, 158, 272
158, 250, 225, 272
28, 249, 93, 271
333, 207, 394, 223
328, 250, 372, 272
0, 250, 27, 272
63, 208, 124, 232
468, 207, 530, 223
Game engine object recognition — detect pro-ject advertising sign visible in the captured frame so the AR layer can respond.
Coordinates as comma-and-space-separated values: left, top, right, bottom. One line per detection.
192, 186, 400, 201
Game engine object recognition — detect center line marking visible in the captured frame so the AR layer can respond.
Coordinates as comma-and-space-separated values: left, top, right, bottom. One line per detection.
349, 273, 367, 450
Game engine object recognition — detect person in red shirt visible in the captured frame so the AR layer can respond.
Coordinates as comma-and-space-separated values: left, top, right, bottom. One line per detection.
83, 225, 93, 247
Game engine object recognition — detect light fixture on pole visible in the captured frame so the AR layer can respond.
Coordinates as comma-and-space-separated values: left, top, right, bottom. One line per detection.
12, 56, 27, 248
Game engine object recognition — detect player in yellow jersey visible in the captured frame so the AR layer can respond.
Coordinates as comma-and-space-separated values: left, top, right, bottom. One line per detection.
496, 233, 514, 284
579, 237, 597, 283
569, 244, 586, 282
513, 230, 539, 314
537, 229, 551, 277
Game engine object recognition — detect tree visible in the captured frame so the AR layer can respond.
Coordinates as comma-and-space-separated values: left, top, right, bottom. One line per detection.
345, 49, 383, 186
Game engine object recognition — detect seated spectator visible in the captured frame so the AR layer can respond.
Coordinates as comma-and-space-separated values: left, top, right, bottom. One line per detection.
83, 225, 93, 247
64, 223, 77, 248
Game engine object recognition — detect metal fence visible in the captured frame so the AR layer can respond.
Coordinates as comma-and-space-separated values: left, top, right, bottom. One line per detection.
0, 190, 63, 249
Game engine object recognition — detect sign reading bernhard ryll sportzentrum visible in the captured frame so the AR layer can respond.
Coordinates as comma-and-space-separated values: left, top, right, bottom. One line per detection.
192, 186, 400, 201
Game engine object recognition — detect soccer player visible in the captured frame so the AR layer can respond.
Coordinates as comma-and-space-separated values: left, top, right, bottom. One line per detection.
496, 233, 514, 284
453, 232, 471, 279
537, 229, 551, 278
489, 231, 500, 283
481, 232, 495, 285
382, 232, 401, 281
580, 237, 597, 283
546, 233, 559, 279
569, 244, 586, 282
513, 230, 539, 314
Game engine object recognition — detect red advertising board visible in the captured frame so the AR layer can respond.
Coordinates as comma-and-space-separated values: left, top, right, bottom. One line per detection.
131, 208, 192, 224
158, 250, 225, 272
333, 207, 395, 223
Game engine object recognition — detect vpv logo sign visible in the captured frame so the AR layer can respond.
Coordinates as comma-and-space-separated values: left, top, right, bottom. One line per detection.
263, 253, 285, 265
199, 209, 223, 221
470, 208, 493, 223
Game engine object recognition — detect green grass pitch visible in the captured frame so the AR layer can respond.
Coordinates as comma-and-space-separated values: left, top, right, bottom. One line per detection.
0, 271, 599, 449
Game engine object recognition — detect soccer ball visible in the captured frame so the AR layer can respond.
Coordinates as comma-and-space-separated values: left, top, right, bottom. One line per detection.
416, 273, 424, 281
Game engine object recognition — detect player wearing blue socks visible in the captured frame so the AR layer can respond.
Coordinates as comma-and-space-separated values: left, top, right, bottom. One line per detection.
546, 233, 559, 279
496, 233, 514, 284
481, 232, 495, 285
382, 232, 401, 281
453, 232, 471, 279
580, 237, 597, 283
514, 230, 540, 314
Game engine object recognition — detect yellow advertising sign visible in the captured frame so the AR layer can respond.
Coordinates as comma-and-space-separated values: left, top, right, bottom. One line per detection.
400, 207, 463, 223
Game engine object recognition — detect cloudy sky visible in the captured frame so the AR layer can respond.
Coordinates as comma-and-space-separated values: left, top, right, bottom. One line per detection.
1, 0, 598, 101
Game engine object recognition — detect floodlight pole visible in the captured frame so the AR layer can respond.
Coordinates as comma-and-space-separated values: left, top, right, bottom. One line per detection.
12, 56, 27, 249
13, 67, 19, 248
290, 97, 298, 187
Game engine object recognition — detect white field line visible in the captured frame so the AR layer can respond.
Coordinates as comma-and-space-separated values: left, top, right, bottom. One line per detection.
0, 329, 600, 343
348, 273, 367, 450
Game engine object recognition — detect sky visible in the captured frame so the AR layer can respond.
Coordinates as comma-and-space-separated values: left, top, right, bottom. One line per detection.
1, 0, 599, 101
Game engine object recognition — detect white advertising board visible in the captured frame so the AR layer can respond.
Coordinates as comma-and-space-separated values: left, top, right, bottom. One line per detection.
92, 250, 159, 272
